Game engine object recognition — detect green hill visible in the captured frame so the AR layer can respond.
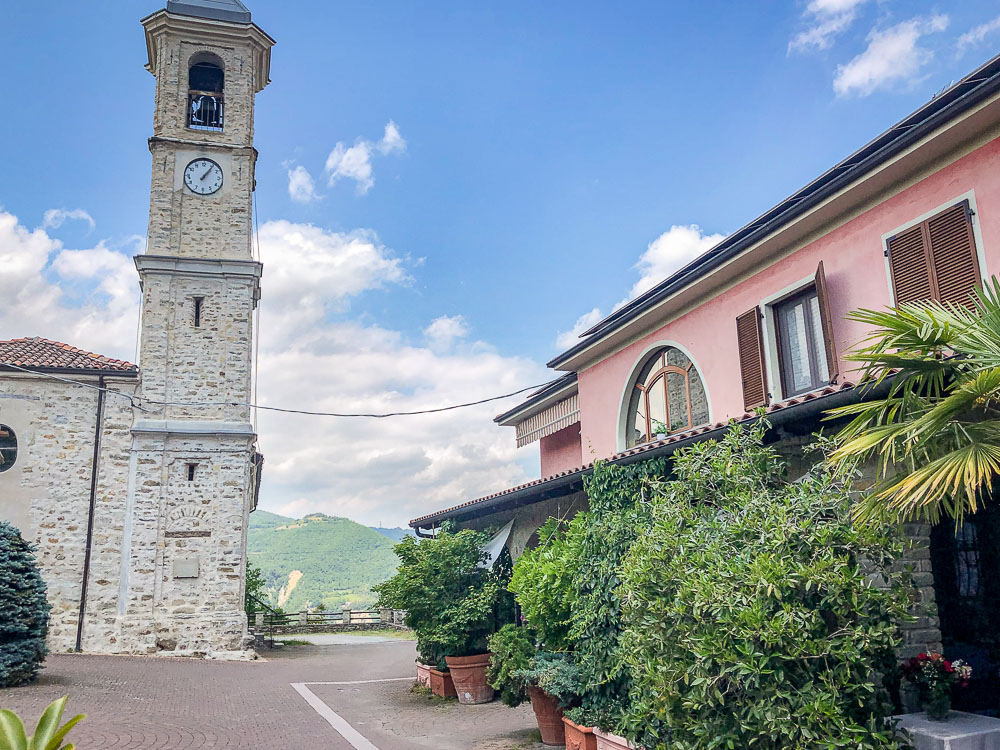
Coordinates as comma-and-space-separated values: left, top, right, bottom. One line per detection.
247, 511, 400, 612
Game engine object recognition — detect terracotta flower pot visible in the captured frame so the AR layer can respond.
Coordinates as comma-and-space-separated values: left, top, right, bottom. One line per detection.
445, 653, 495, 704
528, 685, 566, 745
563, 717, 598, 750
594, 728, 634, 750
415, 662, 431, 688
429, 667, 457, 698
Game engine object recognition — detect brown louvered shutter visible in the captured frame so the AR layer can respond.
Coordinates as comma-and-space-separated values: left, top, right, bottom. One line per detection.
887, 223, 932, 306
736, 307, 768, 410
814, 260, 839, 382
927, 201, 981, 308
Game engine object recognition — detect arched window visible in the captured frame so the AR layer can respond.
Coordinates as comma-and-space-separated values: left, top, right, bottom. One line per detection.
0, 425, 17, 473
188, 56, 224, 131
625, 347, 709, 447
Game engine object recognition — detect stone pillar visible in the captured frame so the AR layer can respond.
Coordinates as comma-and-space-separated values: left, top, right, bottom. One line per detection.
380, 607, 390, 625
343, 609, 352, 627
297, 609, 307, 628
254, 611, 263, 629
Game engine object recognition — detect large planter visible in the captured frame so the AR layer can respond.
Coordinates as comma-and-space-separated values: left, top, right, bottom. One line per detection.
528, 685, 565, 745
415, 662, 431, 688
445, 653, 495, 704
563, 717, 598, 750
594, 728, 635, 750
429, 667, 457, 698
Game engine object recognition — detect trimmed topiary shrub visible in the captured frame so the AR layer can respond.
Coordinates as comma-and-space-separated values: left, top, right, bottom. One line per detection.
618, 423, 911, 749
0, 521, 51, 687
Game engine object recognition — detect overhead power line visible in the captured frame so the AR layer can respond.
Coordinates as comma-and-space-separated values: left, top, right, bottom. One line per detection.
2, 363, 548, 419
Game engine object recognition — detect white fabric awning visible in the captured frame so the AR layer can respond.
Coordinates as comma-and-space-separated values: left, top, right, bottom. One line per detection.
514, 394, 580, 448
480, 519, 514, 568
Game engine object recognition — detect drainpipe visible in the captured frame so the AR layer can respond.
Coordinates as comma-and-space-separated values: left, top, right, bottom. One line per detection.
75, 376, 105, 652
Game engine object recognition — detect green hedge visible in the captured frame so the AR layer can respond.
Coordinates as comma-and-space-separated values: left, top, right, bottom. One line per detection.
618, 425, 910, 749
566, 456, 668, 730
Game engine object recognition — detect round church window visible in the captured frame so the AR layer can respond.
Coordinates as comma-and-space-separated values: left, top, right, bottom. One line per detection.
0, 425, 16, 473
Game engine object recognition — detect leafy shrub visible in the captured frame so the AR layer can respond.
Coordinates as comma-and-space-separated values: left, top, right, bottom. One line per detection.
618, 423, 911, 749
566, 457, 668, 730
244, 560, 266, 618
374, 528, 514, 669
509, 515, 584, 651
487, 624, 536, 707
0, 695, 85, 750
516, 651, 581, 709
0, 522, 50, 687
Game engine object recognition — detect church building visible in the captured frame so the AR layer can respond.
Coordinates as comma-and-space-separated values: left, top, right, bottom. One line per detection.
0, 0, 272, 657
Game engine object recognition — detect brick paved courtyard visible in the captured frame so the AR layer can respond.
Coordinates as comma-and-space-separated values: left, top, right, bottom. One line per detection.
0, 638, 545, 749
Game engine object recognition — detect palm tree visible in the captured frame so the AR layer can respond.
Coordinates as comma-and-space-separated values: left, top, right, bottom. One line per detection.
828, 278, 1000, 525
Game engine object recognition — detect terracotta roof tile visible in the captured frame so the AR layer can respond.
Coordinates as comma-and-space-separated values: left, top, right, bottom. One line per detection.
410, 380, 857, 526
0, 337, 138, 373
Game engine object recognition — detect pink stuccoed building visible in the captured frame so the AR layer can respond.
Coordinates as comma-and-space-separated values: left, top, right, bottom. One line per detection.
411, 52, 1000, 710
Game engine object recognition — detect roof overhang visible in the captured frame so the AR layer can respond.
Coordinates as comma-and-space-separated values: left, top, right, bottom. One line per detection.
549, 52, 1000, 373
410, 380, 877, 531
141, 9, 275, 93
495, 373, 578, 427
0, 366, 138, 379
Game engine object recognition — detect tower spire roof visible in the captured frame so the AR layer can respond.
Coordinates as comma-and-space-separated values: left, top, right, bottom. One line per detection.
165, 0, 250, 24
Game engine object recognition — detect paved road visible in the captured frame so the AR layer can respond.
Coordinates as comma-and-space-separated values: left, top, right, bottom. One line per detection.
0, 640, 545, 749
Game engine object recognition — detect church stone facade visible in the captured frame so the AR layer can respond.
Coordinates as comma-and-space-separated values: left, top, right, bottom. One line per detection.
0, 0, 273, 657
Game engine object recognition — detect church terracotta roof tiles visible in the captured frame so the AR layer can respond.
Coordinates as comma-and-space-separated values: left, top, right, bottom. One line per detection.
0, 337, 138, 374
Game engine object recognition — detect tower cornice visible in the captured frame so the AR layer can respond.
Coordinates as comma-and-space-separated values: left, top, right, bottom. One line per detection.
141, 9, 275, 92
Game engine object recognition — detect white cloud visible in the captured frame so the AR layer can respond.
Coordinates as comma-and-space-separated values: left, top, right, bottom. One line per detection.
957, 15, 1000, 55
326, 141, 375, 193
624, 224, 725, 303
424, 315, 469, 352
42, 208, 95, 232
1, 207, 545, 526
556, 308, 603, 350
0, 210, 138, 361
555, 224, 724, 352
789, 0, 870, 53
324, 121, 406, 195
377, 121, 406, 155
834, 15, 949, 97
287, 165, 318, 203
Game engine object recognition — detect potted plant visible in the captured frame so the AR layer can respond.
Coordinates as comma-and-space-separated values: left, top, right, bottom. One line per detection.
901, 652, 972, 721
374, 526, 515, 704
487, 625, 581, 746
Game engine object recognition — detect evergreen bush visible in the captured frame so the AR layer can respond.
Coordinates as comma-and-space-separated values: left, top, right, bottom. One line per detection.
0, 521, 51, 687
566, 456, 668, 730
618, 424, 911, 749
374, 527, 514, 669
508, 515, 584, 651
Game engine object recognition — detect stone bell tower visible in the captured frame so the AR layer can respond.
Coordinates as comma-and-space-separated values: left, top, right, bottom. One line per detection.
119, 0, 273, 655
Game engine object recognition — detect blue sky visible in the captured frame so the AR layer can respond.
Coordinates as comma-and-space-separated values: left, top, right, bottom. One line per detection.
3, 0, 1000, 525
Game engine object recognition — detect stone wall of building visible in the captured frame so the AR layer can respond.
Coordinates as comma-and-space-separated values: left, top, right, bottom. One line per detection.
144, 22, 260, 261
0, 372, 138, 653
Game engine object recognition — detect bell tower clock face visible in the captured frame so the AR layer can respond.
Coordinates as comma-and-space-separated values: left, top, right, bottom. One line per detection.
183, 158, 224, 195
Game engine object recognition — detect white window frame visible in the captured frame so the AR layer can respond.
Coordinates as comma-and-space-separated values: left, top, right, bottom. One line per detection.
759, 274, 824, 404
881, 189, 988, 304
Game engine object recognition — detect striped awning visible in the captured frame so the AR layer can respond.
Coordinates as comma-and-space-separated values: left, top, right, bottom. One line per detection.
514, 394, 580, 448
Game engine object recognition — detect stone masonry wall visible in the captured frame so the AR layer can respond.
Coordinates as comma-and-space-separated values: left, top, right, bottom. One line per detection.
145, 26, 257, 261
118, 430, 254, 654
0, 373, 138, 653
137, 270, 256, 425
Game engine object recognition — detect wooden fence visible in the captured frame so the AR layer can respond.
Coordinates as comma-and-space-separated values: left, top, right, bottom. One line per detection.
251, 607, 408, 634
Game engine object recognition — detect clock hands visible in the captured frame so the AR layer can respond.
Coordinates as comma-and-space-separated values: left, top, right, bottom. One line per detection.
200, 165, 214, 181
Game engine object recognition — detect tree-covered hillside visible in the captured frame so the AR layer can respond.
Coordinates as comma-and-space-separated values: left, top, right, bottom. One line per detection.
247, 511, 402, 611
